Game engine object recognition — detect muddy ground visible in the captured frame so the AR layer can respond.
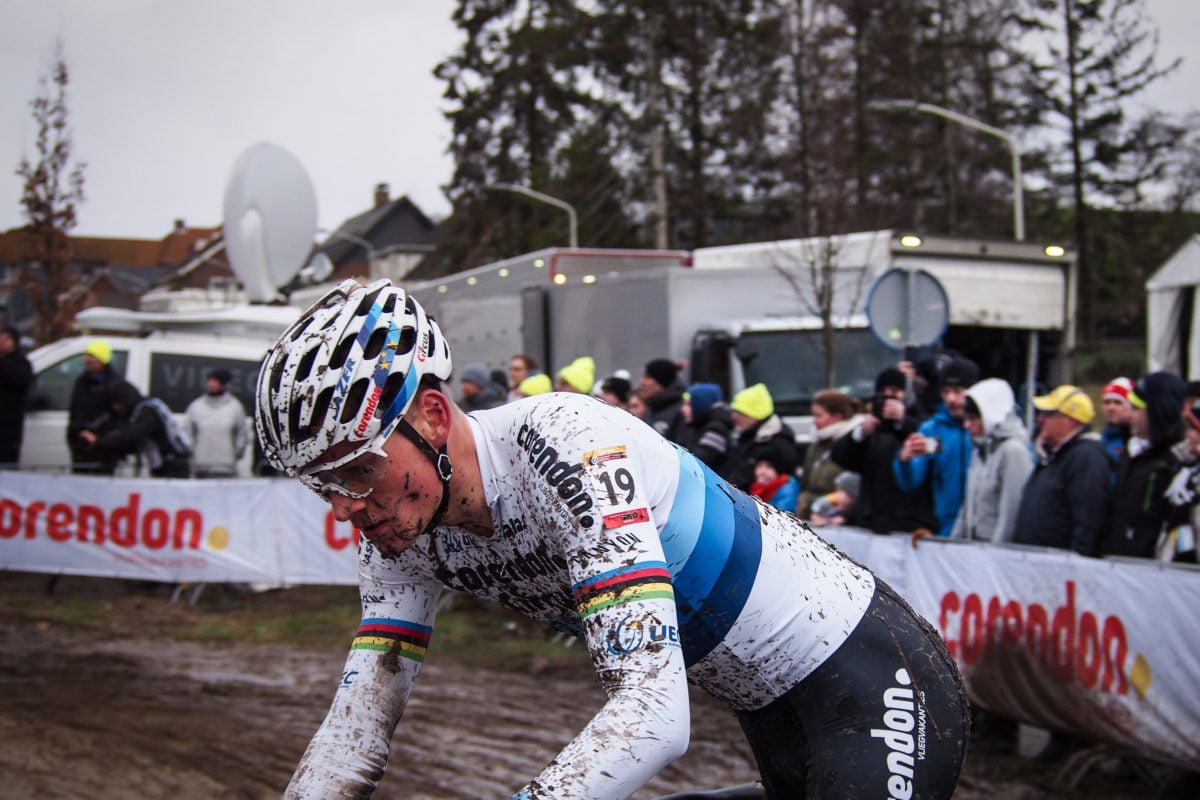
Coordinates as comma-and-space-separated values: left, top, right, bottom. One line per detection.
0, 573, 1186, 800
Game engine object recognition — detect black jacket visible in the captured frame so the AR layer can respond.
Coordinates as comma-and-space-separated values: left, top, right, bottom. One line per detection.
67, 367, 121, 468
676, 403, 734, 473
644, 385, 686, 444
0, 349, 33, 461
831, 417, 936, 534
1012, 432, 1110, 556
723, 414, 799, 492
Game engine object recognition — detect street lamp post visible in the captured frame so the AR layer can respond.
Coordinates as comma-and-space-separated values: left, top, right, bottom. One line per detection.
489, 183, 579, 249
867, 99, 1025, 242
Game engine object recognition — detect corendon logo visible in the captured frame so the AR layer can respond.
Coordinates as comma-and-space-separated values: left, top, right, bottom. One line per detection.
939, 580, 1143, 697
0, 493, 205, 550
355, 385, 383, 436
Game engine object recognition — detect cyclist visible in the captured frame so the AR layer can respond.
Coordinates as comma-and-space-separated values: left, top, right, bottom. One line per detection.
257, 279, 969, 800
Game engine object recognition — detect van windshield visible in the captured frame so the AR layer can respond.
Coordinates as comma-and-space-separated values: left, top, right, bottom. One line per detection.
739, 329, 896, 416
29, 351, 129, 411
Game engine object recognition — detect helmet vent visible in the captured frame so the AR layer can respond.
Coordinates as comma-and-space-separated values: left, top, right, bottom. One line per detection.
328, 332, 356, 370
296, 345, 320, 382
341, 378, 370, 425
379, 372, 405, 417
311, 386, 335, 434
395, 326, 417, 356
362, 327, 388, 361
355, 287, 384, 317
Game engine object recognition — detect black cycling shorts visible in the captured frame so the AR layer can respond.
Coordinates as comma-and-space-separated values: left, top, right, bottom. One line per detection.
734, 579, 969, 799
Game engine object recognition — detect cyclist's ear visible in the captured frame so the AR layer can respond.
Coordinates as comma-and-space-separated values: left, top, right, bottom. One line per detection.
407, 388, 453, 448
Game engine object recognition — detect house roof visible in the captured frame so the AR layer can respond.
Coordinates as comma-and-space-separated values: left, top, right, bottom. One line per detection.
318, 195, 434, 263
0, 225, 219, 269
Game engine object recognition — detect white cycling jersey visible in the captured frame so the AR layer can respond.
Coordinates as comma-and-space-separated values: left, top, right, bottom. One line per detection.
286, 393, 875, 799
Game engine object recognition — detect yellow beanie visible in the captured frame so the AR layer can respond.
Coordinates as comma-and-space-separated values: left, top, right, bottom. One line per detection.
85, 339, 113, 365
556, 357, 595, 394
731, 383, 774, 421
517, 373, 553, 396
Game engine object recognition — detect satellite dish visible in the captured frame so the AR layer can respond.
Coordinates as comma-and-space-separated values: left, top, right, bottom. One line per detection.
301, 251, 335, 284
865, 267, 950, 351
222, 143, 318, 302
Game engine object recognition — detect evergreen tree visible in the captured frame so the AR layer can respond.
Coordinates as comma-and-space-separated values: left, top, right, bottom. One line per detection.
434, 0, 596, 269
1017, 0, 1178, 341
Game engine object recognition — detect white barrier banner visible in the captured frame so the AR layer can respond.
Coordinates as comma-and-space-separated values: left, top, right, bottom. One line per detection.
3, 473, 1198, 769
0, 472, 359, 585
819, 526, 1200, 770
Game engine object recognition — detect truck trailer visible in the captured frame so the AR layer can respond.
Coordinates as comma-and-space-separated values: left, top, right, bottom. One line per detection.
405, 230, 1076, 441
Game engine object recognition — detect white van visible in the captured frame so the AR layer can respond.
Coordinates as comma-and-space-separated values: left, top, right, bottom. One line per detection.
20, 305, 299, 473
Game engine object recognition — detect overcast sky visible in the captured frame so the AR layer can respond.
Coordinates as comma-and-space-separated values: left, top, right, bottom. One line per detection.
1, 0, 1197, 242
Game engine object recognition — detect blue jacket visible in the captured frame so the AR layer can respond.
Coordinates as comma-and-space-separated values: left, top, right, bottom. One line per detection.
893, 403, 972, 535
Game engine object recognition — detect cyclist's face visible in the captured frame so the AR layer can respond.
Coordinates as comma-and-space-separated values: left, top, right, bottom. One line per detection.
312, 435, 443, 558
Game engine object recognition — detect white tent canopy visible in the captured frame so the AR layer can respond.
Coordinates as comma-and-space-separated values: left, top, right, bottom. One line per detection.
1147, 235, 1200, 380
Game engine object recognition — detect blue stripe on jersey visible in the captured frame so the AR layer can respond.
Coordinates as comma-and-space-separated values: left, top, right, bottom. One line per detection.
660, 449, 763, 666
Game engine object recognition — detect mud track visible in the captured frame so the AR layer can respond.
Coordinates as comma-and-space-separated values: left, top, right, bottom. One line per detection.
0, 575, 1173, 799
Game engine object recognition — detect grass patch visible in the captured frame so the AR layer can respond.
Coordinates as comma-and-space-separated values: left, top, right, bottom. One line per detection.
0, 573, 589, 672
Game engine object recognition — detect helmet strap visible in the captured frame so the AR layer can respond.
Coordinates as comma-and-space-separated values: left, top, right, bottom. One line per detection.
393, 417, 453, 535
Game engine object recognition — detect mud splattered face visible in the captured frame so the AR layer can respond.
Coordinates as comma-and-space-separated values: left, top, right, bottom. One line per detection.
313, 434, 444, 557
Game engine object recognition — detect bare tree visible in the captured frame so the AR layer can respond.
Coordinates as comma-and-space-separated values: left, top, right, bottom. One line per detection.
15, 41, 87, 345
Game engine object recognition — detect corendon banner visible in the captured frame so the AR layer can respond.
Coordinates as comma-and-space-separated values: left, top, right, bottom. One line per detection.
3, 473, 1197, 769
0, 472, 360, 585
819, 526, 1200, 771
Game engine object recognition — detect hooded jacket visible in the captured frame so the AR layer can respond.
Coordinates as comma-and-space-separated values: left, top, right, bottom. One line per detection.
949, 379, 1033, 543
1100, 371, 1189, 558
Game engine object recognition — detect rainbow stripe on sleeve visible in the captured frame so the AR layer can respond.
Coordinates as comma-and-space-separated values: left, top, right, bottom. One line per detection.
350, 617, 432, 663
573, 561, 675, 619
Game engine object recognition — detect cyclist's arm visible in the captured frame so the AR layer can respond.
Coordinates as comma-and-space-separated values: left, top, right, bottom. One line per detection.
285, 545, 441, 799
513, 449, 691, 800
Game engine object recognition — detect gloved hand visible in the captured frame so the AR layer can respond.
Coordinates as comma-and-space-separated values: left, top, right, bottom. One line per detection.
1165, 465, 1199, 506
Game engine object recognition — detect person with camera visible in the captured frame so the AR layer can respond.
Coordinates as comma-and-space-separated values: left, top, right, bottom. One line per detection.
895, 357, 979, 539
830, 367, 936, 535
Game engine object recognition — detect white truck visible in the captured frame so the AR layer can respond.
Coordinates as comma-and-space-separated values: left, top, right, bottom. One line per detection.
406, 230, 1076, 442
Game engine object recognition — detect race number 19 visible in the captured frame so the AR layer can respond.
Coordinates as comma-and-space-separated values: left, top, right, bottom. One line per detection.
584, 445, 650, 529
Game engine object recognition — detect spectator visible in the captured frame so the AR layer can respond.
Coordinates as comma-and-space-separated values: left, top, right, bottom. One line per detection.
809, 471, 861, 528
1011, 385, 1109, 557
185, 368, 248, 478
627, 388, 648, 420
1099, 376, 1135, 468
798, 389, 861, 519
599, 373, 633, 410
831, 367, 936, 535
458, 363, 506, 411
86, 379, 192, 478
945, 378, 1033, 544
1162, 398, 1200, 562
677, 382, 733, 472
1010, 383, 1111, 762
1100, 371, 1189, 559
67, 339, 122, 474
639, 358, 686, 442
749, 454, 799, 513
0, 325, 33, 468
555, 357, 595, 394
724, 383, 799, 493
507, 354, 540, 401
894, 357, 979, 536
515, 373, 553, 398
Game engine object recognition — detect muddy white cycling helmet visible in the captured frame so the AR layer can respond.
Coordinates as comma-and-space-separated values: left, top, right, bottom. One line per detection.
255, 278, 453, 478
